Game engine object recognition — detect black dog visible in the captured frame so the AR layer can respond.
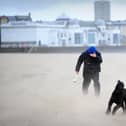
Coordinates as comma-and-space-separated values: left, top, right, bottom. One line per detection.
106, 80, 126, 115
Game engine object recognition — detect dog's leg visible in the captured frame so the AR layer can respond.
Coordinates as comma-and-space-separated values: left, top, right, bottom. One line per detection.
122, 102, 125, 113
106, 99, 113, 114
123, 100, 126, 114
112, 105, 121, 115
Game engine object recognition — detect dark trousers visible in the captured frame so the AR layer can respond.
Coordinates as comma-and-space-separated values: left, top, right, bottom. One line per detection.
82, 72, 100, 96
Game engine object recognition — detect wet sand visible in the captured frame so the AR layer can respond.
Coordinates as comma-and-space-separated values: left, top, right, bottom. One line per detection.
0, 53, 126, 126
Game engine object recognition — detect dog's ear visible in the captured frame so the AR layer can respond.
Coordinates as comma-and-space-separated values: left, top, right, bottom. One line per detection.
117, 80, 121, 83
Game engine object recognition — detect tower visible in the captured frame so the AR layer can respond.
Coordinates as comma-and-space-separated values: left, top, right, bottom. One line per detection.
94, 0, 111, 21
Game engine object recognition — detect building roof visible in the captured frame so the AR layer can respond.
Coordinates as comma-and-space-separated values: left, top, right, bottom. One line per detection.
79, 20, 96, 27
0, 13, 32, 22
56, 13, 71, 21
15, 15, 32, 21
106, 20, 126, 26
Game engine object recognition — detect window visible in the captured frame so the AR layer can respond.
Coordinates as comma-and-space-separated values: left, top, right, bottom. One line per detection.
74, 33, 82, 44
88, 32, 96, 44
113, 34, 120, 44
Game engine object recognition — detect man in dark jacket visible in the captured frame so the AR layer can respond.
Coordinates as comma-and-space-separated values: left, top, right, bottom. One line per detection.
75, 46, 103, 96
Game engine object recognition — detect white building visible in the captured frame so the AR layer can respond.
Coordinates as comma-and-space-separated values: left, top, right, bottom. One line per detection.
1, 16, 121, 47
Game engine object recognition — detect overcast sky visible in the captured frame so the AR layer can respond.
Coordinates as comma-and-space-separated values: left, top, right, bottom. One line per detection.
0, 0, 126, 21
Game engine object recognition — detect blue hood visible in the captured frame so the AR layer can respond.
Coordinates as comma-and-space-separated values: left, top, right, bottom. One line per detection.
87, 46, 96, 54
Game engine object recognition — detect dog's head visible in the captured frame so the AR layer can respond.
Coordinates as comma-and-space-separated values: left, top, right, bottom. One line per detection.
115, 80, 124, 90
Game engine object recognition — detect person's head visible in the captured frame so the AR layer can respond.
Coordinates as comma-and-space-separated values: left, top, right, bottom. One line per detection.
87, 46, 96, 54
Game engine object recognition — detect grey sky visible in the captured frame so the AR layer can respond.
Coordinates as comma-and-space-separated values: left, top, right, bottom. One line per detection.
1, 0, 91, 11
0, 0, 126, 21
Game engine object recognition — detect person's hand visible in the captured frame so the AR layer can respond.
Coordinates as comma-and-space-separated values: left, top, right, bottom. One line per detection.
73, 71, 79, 83
90, 53, 96, 58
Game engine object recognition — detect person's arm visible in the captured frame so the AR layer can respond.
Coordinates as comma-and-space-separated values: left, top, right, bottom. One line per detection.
75, 53, 84, 73
96, 52, 103, 63
91, 52, 102, 64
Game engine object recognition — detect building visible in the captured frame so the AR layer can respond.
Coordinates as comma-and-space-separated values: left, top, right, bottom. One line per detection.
94, 0, 111, 21
1, 16, 121, 47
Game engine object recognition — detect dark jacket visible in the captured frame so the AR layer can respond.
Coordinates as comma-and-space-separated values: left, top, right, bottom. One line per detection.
75, 50, 102, 74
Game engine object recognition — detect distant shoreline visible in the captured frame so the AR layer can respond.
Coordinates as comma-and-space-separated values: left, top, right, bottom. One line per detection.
1, 46, 126, 53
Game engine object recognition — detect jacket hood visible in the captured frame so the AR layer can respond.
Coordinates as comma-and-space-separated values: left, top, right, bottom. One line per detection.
87, 46, 96, 54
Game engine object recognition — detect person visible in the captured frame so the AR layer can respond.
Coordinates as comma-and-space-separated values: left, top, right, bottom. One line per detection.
75, 46, 103, 96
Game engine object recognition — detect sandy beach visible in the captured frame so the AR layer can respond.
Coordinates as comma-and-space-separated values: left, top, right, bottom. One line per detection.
0, 53, 126, 126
